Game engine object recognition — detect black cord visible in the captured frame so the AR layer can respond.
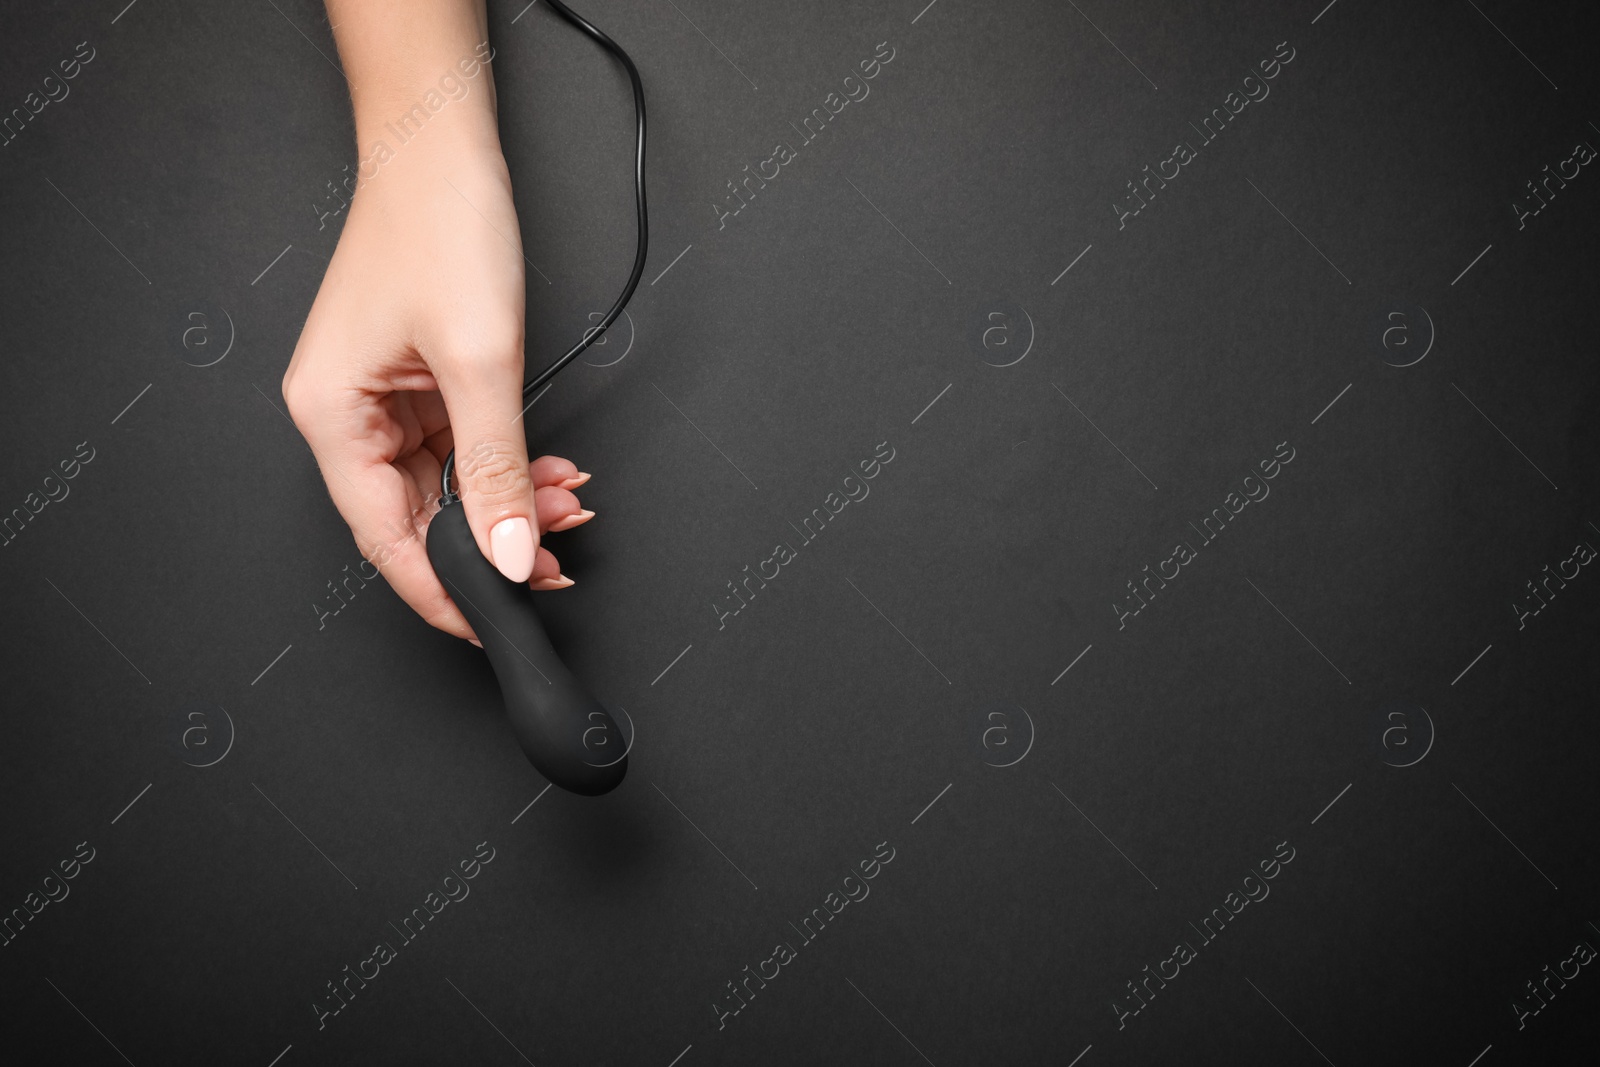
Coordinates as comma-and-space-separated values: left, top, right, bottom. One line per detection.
441, 0, 648, 501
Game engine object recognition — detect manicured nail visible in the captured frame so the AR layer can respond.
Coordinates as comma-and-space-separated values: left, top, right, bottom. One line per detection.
532, 574, 575, 590
489, 516, 535, 583
548, 508, 595, 532
559, 472, 591, 490
468, 638, 483, 648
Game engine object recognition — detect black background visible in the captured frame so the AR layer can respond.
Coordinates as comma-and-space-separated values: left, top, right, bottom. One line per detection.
2, 1, 1598, 1064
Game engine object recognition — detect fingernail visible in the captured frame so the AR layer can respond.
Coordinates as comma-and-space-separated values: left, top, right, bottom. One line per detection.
559, 472, 591, 490
468, 638, 483, 648
532, 574, 575, 590
548, 508, 595, 532
489, 516, 536, 583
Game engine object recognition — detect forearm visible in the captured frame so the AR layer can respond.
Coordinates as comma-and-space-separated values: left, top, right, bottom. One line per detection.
325, 0, 501, 160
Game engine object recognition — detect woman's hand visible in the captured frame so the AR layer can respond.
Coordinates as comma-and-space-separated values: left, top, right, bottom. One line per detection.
283, 17, 589, 643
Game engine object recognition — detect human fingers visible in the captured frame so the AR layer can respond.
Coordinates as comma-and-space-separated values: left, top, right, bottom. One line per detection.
433, 342, 540, 585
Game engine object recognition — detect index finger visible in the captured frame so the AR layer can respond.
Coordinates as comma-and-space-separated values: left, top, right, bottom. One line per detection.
324, 454, 475, 641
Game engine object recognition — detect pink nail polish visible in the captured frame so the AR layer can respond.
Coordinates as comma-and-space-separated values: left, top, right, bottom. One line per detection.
560, 472, 591, 490
468, 638, 483, 648
549, 509, 595, 532
489, 516, 536, 583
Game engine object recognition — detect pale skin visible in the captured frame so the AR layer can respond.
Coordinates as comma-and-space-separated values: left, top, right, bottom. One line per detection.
284, 0, 590, 645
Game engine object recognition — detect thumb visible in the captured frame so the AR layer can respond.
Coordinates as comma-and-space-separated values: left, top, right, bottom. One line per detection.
440, 357, 539, 584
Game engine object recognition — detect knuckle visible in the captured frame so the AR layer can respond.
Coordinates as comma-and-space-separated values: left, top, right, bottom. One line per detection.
422, 600, 466, 635
458, 438, 530, 506
281, 370, 309, 422
453, 321, 524, 377
400, 576, 468, 635
281, 360, 328, 429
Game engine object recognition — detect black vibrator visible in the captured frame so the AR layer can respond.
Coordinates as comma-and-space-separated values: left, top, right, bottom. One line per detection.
431, 0, 647, 797
427, 499, 628, 795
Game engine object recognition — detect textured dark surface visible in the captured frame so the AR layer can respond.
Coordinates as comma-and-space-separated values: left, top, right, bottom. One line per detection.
2, 1, 1598, 1064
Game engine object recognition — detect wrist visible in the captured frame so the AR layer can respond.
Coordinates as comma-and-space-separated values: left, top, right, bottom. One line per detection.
350, 42, 502, 164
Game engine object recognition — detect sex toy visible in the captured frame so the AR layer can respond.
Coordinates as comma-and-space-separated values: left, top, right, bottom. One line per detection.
428, 0, 646, 797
